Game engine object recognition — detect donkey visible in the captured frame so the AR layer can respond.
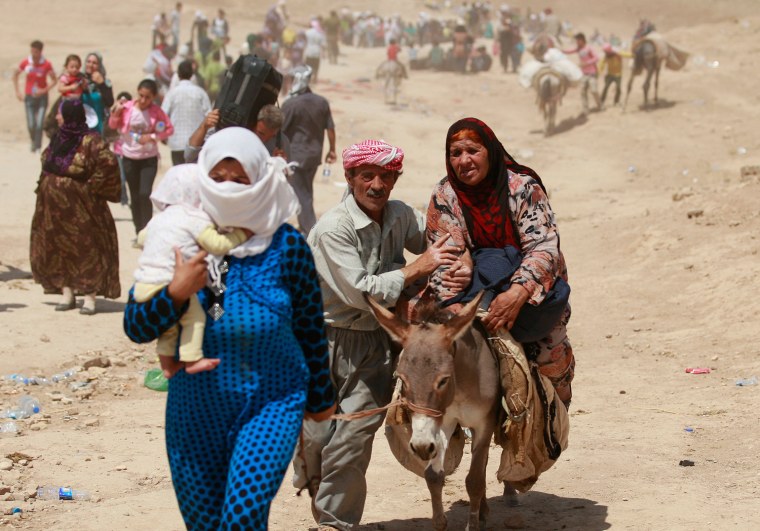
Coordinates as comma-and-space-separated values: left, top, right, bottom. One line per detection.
535, 70, 565, 136
376, 60, 406, 105
366, 294, 501, 531
624, 39, 664, 110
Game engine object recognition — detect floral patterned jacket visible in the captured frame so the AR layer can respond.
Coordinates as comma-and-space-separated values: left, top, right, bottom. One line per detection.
426, 171, 568, 307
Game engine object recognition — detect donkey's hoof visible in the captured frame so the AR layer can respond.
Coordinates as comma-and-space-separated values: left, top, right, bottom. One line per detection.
433, 514, 447, 531
503, 482, 520, 507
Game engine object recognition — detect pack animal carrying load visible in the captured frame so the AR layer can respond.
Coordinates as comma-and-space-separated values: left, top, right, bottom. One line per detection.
633, 31, 689, 73
214, 54, 283, 129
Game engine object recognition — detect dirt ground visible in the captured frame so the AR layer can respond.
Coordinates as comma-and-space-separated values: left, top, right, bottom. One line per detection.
1, 1, 760, 529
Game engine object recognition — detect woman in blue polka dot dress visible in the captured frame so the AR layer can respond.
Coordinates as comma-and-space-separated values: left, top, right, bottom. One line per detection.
123, 127, 336, 530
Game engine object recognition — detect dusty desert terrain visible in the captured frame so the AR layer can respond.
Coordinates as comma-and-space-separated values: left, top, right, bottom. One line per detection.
1, 0, 760, 529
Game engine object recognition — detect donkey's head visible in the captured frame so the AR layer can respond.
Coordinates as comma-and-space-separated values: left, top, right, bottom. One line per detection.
365, 294, 482, 461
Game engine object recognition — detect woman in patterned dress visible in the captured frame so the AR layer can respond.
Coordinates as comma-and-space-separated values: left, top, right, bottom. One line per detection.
123, 127, 335, 530
30, 98, 121, 315
424, 117, 575, 406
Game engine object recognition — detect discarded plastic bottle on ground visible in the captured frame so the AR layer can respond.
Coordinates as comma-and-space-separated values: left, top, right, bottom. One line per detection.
51, 369, 77, 383
0, 421, 18, 435
3, 395, 41, 419
321, 164, 331, 183
144, 368, 169, 392
3, 374, 26, 384
36, 486, 90, 501
735, 376, 758, 386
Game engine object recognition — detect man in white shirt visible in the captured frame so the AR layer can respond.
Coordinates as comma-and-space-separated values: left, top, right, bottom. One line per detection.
161, 60, 211, 165
304, 20, 326, 84
170, 2, 183, 47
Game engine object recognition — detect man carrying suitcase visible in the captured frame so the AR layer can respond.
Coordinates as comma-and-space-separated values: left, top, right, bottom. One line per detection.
281, 65, 337, 235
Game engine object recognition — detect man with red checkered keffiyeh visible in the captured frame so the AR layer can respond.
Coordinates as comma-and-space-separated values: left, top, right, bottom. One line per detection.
292, 139, 472, 530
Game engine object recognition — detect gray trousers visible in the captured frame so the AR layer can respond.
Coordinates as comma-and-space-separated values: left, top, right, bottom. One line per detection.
290, 163, 319, 234
293, 326, 394, 530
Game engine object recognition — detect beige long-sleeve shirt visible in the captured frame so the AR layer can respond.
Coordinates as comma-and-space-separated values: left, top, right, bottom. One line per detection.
307, 194, 426, 330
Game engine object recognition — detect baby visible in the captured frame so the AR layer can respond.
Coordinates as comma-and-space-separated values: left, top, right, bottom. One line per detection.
58, 54, 85, 100
133, 164, 251, 377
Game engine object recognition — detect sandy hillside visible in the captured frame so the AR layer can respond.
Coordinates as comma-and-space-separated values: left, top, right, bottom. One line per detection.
2, 0, 760, 529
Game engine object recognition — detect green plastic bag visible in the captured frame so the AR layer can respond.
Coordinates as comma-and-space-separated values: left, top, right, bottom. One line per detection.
143, 368, 169, 392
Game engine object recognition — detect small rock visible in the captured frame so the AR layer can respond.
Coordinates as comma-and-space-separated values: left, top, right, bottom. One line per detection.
47, 392, 64, 401
114, 465, 128, 471
711, 355, 719, 361
66, 409, 79, 416
85, 457, 92, 462
60, 397, 73, 405
24, 487, 37, 500
0, 486, 10, 495
98, 456, 106, 460
619, 390, 627, 395
679, 459, 695, 467
85, 367, 107, 379
84, 418, 100, 427
111, 358, 127, 367
504, 513, 526, 529
687, 209, 704, 219
0, 460, 12, 472
40, 334, 51, 343
18, 460, 27, 467
75, 388, 95, 400
605, 334, 613, 339
84, 357, 111, 370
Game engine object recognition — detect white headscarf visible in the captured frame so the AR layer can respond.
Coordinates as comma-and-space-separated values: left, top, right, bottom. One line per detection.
197, 127, 300, 259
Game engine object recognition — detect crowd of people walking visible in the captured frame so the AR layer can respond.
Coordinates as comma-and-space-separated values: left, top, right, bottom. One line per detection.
10, 3, 611, 529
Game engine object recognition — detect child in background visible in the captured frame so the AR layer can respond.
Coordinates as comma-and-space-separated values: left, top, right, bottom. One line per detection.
133, 164, 252, 377
57, 55, 85, 99
599, 43, 631, 107
111, 91, 132, 206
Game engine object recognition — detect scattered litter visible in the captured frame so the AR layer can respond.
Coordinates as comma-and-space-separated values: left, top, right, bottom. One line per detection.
37, 485, 90, 501
685, 367, 710, 374
684, 427, 694, 433
0, 421, 18, 435
678, 459, 695, 467
707, 60, 720, 69
735, 376, 758, 387
627, 165, 636, 173
736, 146, 747, 156
143, 368, 168, 392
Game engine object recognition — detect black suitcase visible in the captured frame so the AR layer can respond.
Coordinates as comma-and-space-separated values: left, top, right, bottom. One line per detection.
215, 54, 283, 129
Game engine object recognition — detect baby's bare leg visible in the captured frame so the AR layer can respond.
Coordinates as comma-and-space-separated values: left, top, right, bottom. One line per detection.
184, 358, 221, 375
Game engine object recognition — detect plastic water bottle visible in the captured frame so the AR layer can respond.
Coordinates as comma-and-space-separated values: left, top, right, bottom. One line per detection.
735, 376, 758, 386
321, 165, 331, 183
36, 486, 90, 501
130, 131, 140, 142
51, 369, 77, 383
0, 421, 18, 435
3, 396, 41, 419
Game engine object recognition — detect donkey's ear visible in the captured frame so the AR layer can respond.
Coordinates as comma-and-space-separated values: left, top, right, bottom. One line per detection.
364, 293, 410, 345
443, 292, 484, 342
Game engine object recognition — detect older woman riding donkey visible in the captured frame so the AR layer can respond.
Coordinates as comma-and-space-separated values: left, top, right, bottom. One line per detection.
376, 117, 573, 530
